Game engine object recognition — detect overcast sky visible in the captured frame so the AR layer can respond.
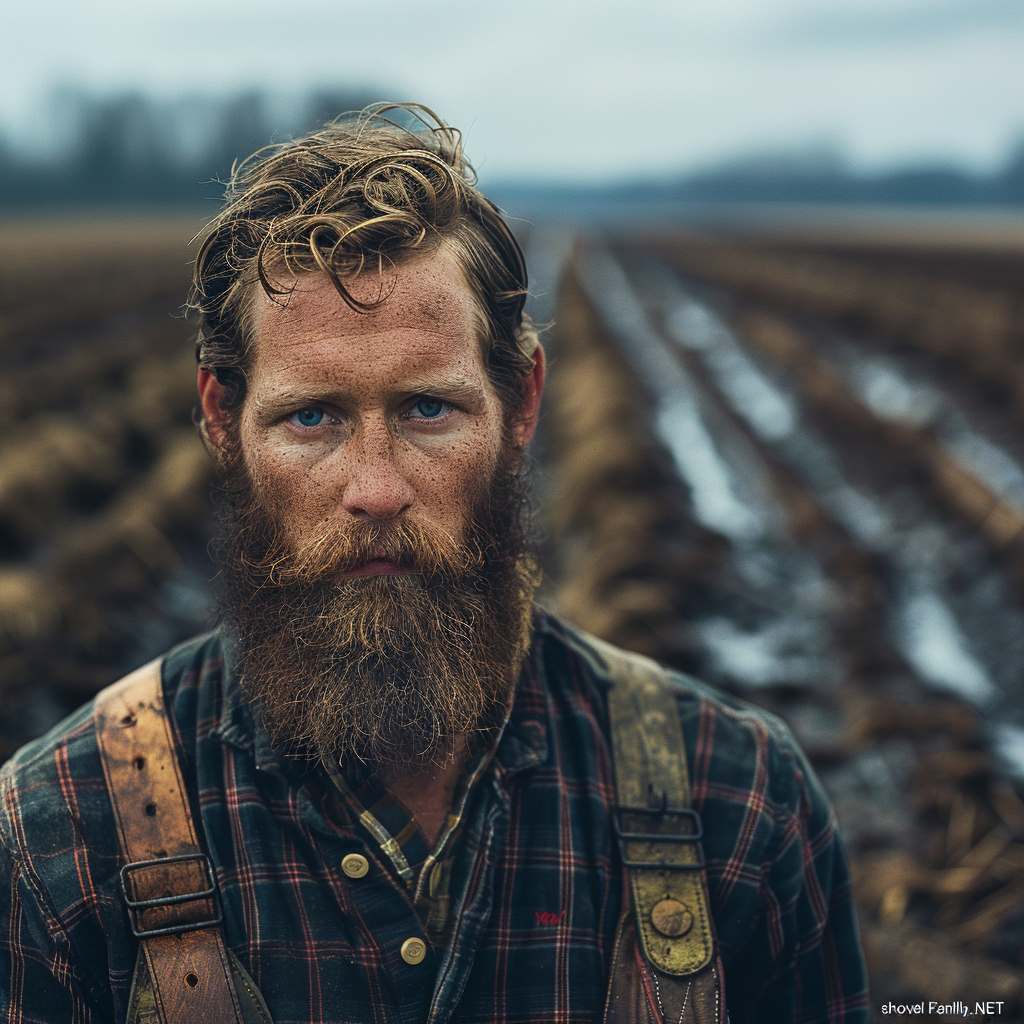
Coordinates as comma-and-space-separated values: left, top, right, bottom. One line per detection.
2, 0, 1023, 183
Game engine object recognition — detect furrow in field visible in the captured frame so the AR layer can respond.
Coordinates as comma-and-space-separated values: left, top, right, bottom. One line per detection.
544, 236, 1024, 1005
651, 236, 1024, 431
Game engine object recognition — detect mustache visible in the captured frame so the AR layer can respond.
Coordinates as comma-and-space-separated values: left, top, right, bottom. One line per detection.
241, 515, 484, 584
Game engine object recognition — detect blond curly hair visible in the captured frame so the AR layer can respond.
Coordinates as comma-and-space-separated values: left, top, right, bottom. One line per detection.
190, 103, 538, 421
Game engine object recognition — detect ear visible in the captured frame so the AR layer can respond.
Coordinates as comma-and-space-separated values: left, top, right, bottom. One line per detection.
511, 344, 545, 448
197, 367, 232, 451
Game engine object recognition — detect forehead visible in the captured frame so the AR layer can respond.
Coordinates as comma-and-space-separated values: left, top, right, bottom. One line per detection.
248, 248, 486, 377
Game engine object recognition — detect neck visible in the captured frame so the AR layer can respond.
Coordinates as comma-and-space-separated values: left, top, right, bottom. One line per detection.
376, 739, 471, 847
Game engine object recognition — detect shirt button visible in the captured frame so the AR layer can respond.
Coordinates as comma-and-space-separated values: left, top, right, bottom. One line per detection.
400, 937, 427, 965
341, 854, 369, 879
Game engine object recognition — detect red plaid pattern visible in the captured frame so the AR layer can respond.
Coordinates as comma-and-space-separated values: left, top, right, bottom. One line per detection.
0, 613, 870, 1022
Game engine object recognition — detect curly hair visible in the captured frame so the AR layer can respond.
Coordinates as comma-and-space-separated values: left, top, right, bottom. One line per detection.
190, 103, 538, 425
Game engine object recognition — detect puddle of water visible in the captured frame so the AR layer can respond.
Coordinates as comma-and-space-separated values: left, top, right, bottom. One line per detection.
896, 591, 996, 707
669, 302, 797, 443
815, 341, 1024, 713
846, 357, 942, 428
697, 615, 837, 689
944, 426, 1024, 513
656, 399, 764, 541
576, 246, 766, 544
624, 250, 1018, 719
652, 265, 900, 554
578, 246, 844, 691
827, 484, 895, 551
833, 343, 1024, 515
991, 723, 1024, 783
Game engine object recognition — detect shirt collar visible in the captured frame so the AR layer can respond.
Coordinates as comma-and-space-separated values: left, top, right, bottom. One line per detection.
492, 612, 550, 776
211, 626, 298, 777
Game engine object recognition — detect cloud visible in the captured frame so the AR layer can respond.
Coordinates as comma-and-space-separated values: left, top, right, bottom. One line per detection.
1, 0, 1023, 180
775, 0, 1024, 48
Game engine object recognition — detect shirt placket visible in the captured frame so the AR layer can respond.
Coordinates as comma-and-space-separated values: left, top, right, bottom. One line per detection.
425, 767, 512, 1024
224, 626, 551, 1024
244, 740, 437, 1024
318, 803, 441, 1024
425, 732, 549, 1024
321, 748, 508, 1024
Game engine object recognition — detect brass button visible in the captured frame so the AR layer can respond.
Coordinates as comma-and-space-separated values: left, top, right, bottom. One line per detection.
650, 899, 693, 938
400, 937, 427, 965
341, 854, 369, 879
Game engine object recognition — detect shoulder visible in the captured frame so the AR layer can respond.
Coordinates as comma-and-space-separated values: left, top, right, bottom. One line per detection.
0, 632, 228, 1013
0, 631, 227, 914
0, 697, 112, 875
537, 613, 834, 852
538, 614, 852, 965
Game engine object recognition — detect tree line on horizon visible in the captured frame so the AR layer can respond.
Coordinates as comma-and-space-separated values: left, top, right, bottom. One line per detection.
1, 89, 1023, 208
0, 88, 380, 208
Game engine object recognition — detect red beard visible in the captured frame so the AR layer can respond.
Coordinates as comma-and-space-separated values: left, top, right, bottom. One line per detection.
212, 442, 538, 770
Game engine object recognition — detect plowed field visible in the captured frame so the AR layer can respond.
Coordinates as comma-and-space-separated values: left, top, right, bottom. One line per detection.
3, 213, 1023, 1016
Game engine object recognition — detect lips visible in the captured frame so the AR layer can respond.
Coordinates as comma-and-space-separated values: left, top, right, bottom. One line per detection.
340, 546, 417, 579
341, 559, 417, 578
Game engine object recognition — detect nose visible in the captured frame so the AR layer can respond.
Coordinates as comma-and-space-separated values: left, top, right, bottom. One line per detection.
339, 419, 415, 521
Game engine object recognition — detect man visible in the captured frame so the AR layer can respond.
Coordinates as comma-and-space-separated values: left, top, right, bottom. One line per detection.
0, 105, 870, 1023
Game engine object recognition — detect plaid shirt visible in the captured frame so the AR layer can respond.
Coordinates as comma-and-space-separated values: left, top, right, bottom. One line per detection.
0, 612, 870, 1023
323, 726, 499, 947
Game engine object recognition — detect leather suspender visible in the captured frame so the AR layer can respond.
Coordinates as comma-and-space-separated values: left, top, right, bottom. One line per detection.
94, 639, 722, 1024
588, 634, 726, 1024
94, 659, 245, 1024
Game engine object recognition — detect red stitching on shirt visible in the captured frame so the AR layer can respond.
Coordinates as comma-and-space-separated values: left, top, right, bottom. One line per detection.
534, 910, 566, 926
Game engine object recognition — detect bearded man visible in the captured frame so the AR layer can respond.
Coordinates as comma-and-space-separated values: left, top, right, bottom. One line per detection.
0, 106, 870, 1024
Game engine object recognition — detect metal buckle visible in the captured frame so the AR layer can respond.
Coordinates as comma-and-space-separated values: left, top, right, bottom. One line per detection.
613, 804, 705, 869
120, 853, 223, 939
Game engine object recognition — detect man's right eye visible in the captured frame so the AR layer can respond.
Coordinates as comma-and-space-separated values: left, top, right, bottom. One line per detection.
289, 408, 325, 428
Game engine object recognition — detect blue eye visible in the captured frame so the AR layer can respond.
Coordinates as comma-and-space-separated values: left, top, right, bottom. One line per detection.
411, 397, 451, 420
290, 407, 325, 428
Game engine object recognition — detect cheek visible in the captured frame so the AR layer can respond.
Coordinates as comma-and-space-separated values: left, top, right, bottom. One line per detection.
404, 431, 501, 516
242, 437, 335, 533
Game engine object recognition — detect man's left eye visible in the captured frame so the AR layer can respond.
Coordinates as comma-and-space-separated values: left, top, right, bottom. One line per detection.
410, 398, 452, 420
289, 407, 326, 428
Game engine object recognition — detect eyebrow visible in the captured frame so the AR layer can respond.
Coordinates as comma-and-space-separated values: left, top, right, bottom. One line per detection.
401, 375, 488, 408
253, 375, 489, 416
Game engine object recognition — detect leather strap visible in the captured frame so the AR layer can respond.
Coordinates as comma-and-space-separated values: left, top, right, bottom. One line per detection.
586, 633, 726, 1024
605, 911, 724, 1024
94, 659, 244, 1024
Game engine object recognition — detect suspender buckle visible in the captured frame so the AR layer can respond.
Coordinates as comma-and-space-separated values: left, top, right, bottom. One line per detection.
120, 853, 224, 939
613, 805, 705, 869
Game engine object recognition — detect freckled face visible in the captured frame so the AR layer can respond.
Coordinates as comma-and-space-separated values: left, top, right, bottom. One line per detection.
239, 249, 505, 559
